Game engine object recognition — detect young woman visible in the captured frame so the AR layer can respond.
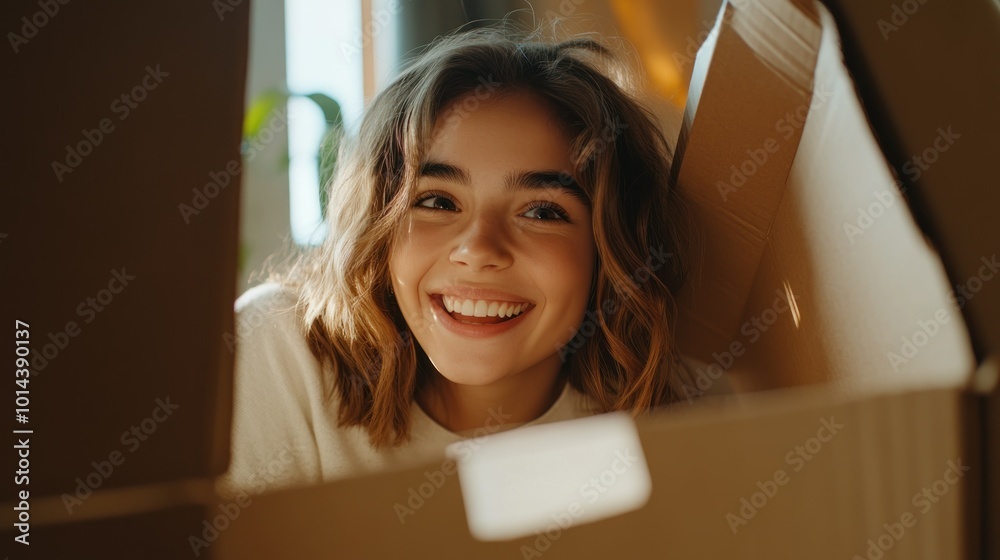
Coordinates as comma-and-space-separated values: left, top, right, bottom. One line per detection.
222, 26, 695, 497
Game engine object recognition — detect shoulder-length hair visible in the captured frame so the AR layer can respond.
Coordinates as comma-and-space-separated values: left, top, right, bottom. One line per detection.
286, 25, 694, 447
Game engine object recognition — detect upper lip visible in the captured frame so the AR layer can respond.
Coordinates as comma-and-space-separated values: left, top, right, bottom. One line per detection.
431, 285, 532, 304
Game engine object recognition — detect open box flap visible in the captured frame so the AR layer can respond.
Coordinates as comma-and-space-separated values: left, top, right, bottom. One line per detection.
821, 0, 1000, 553
673, 0, 974, 395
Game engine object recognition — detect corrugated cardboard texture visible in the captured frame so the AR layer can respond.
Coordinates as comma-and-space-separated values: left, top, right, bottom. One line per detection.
2, 0, 248, 501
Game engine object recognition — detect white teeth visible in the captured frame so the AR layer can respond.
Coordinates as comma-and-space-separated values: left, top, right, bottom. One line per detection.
442, 296, 528, 318
474, 300, 488, 317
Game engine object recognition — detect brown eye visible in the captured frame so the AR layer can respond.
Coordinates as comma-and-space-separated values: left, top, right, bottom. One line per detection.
415, 193, 458, 211
522, 201, 570, 222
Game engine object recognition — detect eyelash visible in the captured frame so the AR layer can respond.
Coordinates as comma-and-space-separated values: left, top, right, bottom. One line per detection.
413, 190, 457, 210
524, 200, 571, 222
412, 191, 572, 223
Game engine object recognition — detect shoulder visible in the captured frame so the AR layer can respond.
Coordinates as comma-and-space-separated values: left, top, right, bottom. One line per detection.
229, 283, 309, 358
223, 283, 325, 495
230, 282, 319, 403
235, 282, 301, 327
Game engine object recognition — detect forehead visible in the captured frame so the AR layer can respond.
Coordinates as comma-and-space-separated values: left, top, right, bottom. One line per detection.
424, 90, 576, 173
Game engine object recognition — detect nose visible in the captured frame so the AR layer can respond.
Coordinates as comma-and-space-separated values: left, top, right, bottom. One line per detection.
449, 214, 514, 271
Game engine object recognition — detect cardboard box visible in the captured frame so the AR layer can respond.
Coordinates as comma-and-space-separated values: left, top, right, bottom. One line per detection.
2, 0, 248, 553
213, 385, 980, 559
212, 0, 996, 558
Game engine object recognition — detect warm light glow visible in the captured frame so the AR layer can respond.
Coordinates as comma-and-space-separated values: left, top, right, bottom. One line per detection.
783, 280, 802, 328
610, 0, 688, 107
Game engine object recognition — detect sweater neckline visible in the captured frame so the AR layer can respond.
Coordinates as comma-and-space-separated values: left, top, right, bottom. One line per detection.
409, 381, 578, 443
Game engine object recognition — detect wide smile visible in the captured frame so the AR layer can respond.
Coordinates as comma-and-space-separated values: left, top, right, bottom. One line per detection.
429, 294, 534, 338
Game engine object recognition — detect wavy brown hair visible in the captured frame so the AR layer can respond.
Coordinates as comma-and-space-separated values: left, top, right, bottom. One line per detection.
284, 25, 694, 447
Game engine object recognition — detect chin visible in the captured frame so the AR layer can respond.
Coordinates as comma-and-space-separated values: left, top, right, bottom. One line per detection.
424, 354, 513, 387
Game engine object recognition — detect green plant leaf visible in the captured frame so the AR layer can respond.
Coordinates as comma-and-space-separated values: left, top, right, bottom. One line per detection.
243, 89, 287, 139
243, 90, 345, 221
305, 93, 343, 127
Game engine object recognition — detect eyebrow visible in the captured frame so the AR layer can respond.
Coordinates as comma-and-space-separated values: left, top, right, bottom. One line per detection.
419, 161, 590, 207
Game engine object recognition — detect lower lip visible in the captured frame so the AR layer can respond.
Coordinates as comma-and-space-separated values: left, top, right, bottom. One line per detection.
430, 295, 532, 338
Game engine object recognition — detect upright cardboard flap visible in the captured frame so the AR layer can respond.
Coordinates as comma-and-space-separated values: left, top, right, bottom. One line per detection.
3, 0, 249, 508
673, 0, 974, 393
733, 4, 974, 392
673, 0, 822, 361
821, 0, 1000, 552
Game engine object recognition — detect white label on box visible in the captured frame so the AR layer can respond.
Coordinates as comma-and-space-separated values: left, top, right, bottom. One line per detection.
447, 412, 651, 542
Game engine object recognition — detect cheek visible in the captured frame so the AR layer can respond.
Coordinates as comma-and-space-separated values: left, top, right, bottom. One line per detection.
566, 222, 597, 279
531, 234, 596, 308
393, 218, 445, 255
389, 222, 454, 336
389, 219, 439, 292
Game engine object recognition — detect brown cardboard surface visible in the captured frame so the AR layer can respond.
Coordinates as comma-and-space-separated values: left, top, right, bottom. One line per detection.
673, 0, 821, 362
821, 0, 1000, 359
673, 0, 974, 394
10, 504, 216, 559
819, 1, 1000, 555
214, 385, 977, 559
2, 0, 248, 501
731, 5, 974, 394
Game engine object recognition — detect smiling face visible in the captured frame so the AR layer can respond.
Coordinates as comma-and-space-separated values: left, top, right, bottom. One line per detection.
388, 90, 596, 389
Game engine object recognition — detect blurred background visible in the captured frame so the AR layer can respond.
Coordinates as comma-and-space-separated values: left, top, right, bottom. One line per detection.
238, 0, 725, 290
